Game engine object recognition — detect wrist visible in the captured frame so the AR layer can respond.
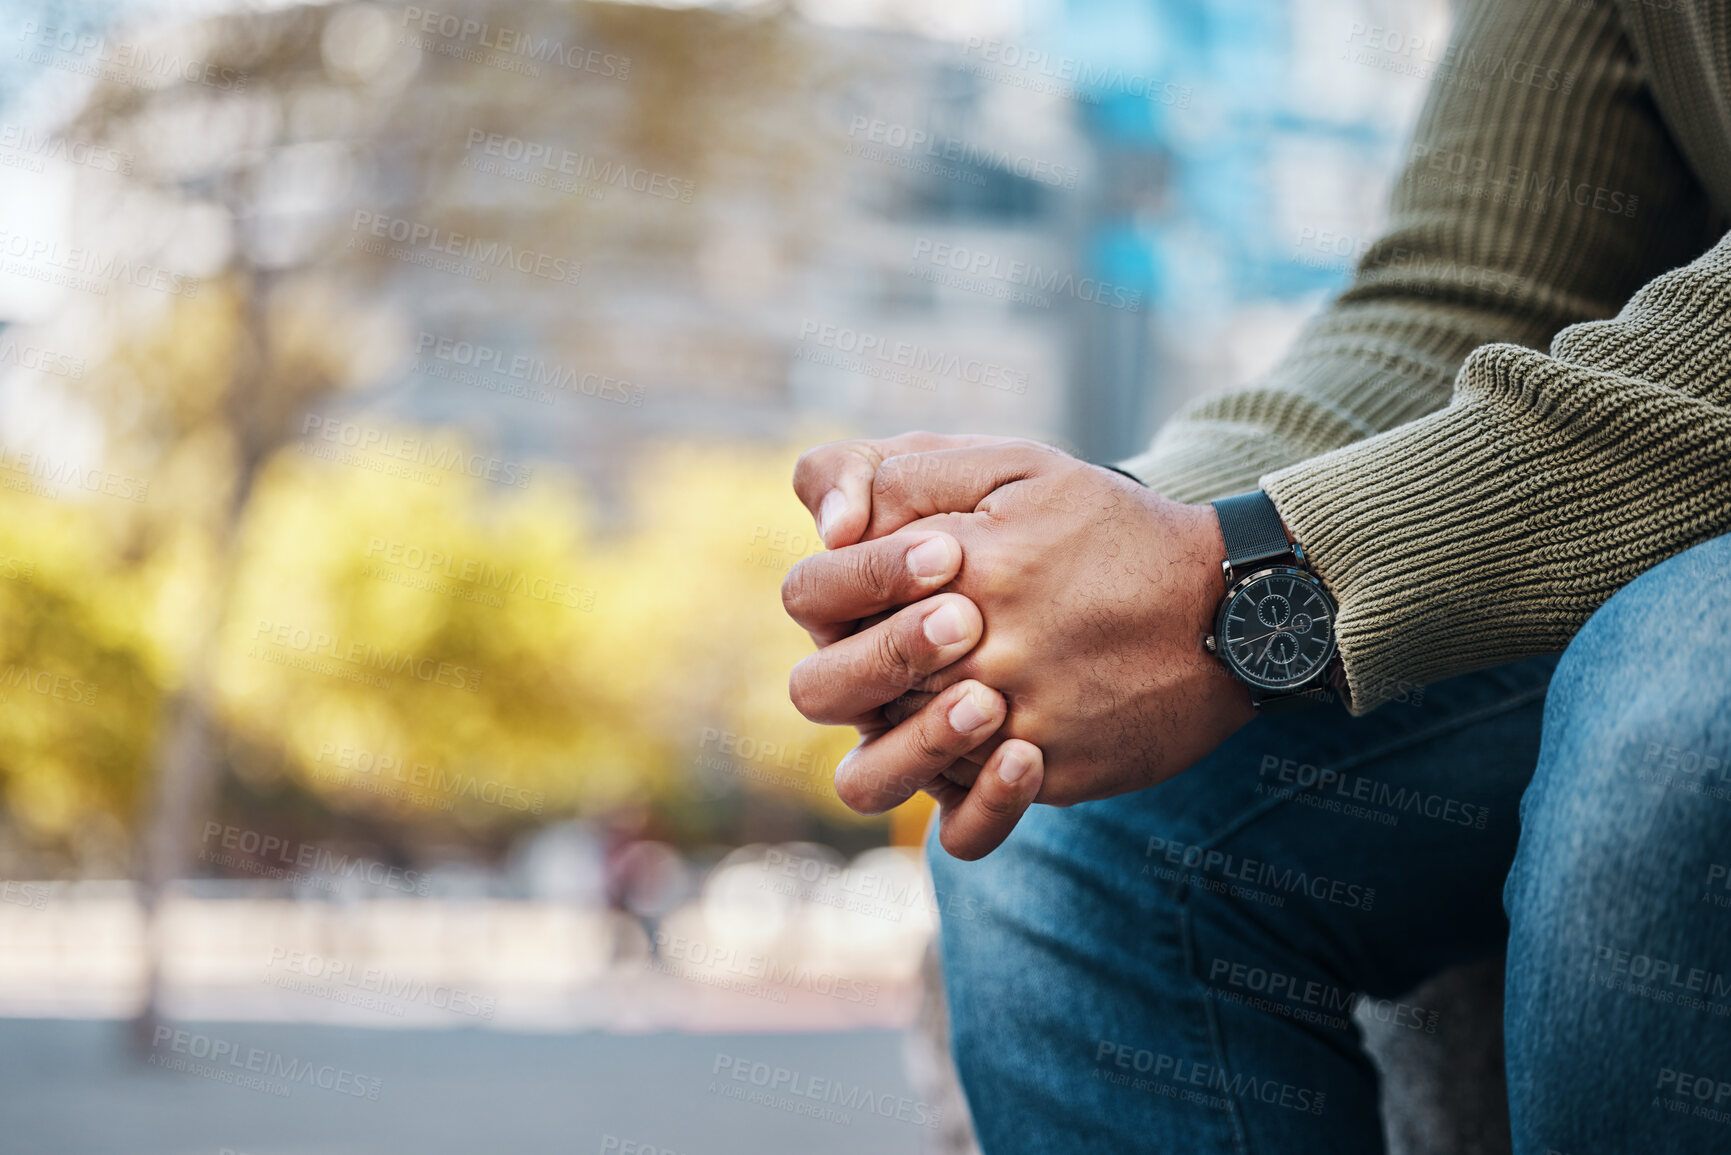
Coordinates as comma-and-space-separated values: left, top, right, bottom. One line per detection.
1177, 501, 1255, 716
1171, 499, 1231, 600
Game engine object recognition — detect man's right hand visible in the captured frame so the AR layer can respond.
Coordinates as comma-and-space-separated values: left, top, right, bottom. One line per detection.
784, 432, 1047, 860
792, 431, 1020, 553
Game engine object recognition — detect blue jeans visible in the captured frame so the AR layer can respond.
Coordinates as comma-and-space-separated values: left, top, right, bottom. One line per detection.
930, 533, 1731, 1154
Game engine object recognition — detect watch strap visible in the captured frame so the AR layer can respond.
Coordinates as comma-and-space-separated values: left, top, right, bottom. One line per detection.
1097, 463, 1148, 486
1253, 685, 1337, 713
1212, 490, 1292, 571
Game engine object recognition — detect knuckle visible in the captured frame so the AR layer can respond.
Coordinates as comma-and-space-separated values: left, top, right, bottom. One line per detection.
874, 623, 918, 690
870, 458, 903, 501
975, 783, 1019, 822
796, 441, 864, 496
872, 453, 924, 500
971, 558, 1015, 603
893, 769, 930, 798
969, 641, 1023, 690
908, 716, 957, 767
852, 543, 897, 603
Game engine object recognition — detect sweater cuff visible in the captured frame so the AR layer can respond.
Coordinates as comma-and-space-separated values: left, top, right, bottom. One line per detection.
1260, 346, 1569, 714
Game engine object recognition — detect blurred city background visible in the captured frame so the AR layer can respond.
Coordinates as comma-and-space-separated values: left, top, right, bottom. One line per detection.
0, 0, 1443, 1150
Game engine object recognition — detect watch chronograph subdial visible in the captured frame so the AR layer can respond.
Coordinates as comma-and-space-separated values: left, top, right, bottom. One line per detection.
1256, 594, 1291, 628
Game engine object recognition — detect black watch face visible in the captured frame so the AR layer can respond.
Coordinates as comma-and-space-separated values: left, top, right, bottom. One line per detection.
1216, 567, 1337, 692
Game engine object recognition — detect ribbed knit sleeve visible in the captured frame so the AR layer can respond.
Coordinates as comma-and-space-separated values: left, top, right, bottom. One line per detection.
1265, 236, 1731, 711
1118, 0, 1728, 712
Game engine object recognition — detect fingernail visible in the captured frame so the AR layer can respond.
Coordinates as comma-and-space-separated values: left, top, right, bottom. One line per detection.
948, 690, 992, 734
924, 602, 970, 647
906, 536, 954, 580
817, 489, 846, 541
997, 747, 1034, 785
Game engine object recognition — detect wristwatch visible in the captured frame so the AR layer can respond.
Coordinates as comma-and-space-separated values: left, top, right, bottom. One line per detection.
1205, 490, 1342, 711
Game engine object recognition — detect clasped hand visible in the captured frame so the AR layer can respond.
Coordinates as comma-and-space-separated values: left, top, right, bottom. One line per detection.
782, 433, 1255, 860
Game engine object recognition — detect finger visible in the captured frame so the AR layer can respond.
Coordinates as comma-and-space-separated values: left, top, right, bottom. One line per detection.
881, 689, 935, 728
782, 530, 962, 646
926, 740, 1044, 861
888, 693, 1010, 777
793, 433, 1010, 549
865, 441, 1062, 540
833, 681, 1005, 815
793, 441, 879, 551
790, 594, 982, 725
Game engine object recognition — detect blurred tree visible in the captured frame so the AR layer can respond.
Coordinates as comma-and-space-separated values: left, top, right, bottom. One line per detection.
0, 0, 878, 1040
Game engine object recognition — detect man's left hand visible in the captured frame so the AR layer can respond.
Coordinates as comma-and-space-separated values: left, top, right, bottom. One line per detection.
786, 438, 1257, 826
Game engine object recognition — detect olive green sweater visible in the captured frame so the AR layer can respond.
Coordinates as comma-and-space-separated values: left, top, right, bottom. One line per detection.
1120, 0, 1731, 713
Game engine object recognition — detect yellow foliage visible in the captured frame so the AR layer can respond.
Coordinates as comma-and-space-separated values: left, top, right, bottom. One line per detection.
204, 429, 866, 833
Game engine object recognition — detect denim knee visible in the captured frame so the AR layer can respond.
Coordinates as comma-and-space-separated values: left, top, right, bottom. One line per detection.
1504, 533, 1731, 931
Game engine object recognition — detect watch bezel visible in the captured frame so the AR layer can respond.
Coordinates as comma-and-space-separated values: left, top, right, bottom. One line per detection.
1213, 564, 1339, 693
